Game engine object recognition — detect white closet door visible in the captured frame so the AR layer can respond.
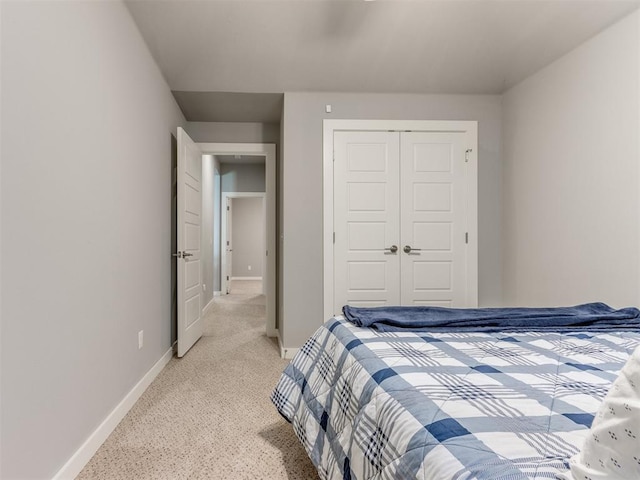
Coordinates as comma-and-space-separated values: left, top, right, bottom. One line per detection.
333, 131, 401, 314
400, 132, 472, 307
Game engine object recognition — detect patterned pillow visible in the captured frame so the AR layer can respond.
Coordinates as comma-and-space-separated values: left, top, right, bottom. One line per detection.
563, 345, 640, 480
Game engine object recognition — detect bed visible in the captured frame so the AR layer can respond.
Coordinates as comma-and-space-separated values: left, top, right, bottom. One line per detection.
272, 304, 640, 480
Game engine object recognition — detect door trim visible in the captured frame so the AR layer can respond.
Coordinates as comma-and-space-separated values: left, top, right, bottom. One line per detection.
323, 120, 478, 322
221, 191, 267, 296
198, 142, 276, 338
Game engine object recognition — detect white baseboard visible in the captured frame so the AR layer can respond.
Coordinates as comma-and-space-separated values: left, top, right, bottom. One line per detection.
213, 291, 222, 297
231, 276, 262, 281
277, 331, 299, 359
281, 346, 299, 360
202, 297, 216, 315
266, 323, 277, 338
52, 348, 173, 480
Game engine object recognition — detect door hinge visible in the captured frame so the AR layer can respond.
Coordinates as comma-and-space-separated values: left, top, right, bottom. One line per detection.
333, 232, 335, 244
227, 275, 229, 281
465, 149, 472, 163
465, 232, 469, 244
227, 240, 229, 246
227, 205, 230, 211
266, 250, 268, 256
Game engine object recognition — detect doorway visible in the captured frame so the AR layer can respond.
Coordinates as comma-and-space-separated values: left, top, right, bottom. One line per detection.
221, 192, 266, 295
199, 143, 276, 338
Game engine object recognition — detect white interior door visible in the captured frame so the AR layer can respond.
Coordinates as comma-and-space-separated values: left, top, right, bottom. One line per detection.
177, 127, 203, 357
333, 131, 401, 314
400, 132, 473, 307
225, 197, 233, 294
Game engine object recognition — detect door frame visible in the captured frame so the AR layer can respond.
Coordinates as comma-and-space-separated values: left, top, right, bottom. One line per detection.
198, 142, 276, 338
322, 120, 478, 322
221, 192, 267, 295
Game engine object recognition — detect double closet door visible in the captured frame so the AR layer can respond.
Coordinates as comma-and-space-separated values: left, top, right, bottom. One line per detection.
333, 128, 477, 313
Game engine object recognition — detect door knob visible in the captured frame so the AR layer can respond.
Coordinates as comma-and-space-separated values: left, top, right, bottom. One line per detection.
404, 245, 422, 254
172, 252, 183, 258
183, 252, 194, 257
384, 245, 398, 253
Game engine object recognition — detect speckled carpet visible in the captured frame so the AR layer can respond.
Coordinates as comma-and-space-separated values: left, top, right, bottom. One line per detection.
77, 281, 318, 479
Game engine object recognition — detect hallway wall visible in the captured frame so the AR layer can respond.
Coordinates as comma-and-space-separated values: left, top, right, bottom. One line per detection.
221, 163, 266, 193
231, 197, 264, 278
201, 155, 219, 307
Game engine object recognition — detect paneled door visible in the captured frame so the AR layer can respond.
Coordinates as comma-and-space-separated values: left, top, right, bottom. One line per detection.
332, 127, 476, 314
400, 132, 470, 307
177, 127, 203, 357
333, 131, 401, 313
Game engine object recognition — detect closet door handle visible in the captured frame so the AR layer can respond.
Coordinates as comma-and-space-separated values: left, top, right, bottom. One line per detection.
403, 245, 421, 254
384, 245, 398, 254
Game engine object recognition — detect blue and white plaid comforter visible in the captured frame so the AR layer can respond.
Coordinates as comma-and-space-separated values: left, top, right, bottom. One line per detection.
272, 317, 640, 480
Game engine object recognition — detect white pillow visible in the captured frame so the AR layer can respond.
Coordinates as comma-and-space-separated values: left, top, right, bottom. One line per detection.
563, 345, 640, 480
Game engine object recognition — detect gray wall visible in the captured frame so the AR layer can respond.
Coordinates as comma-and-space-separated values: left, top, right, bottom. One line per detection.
221, 163, 266, 193
0, 2, 185, 478
281, 92, 503, 348
231, 197, 264, 277
502, 11, 640, 308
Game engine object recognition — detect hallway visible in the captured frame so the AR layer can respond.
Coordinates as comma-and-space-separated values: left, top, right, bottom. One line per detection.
77, 282, 316, 479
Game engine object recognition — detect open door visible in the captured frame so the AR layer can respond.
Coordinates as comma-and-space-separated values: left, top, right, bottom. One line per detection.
176, 127, 203, 357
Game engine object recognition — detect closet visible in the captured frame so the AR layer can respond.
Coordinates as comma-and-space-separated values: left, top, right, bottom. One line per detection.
325, 121, 478, 316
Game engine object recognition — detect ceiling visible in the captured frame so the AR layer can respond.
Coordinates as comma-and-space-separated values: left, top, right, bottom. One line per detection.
125, 0, 640, 120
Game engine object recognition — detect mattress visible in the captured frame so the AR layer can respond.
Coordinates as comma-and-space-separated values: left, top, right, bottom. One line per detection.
272, 317, 640, 480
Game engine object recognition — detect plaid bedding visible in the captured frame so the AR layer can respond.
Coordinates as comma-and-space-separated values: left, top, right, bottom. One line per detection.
271, 317, 640, 480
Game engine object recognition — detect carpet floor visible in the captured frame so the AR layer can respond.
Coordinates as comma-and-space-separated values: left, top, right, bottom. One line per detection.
77, 281, 318, 479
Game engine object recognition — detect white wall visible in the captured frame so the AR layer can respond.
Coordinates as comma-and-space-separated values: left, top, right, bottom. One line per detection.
231, 197, 264, 278
0, 2, 185, 478
281, 93, 502, 348
502, 11, 640, 308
